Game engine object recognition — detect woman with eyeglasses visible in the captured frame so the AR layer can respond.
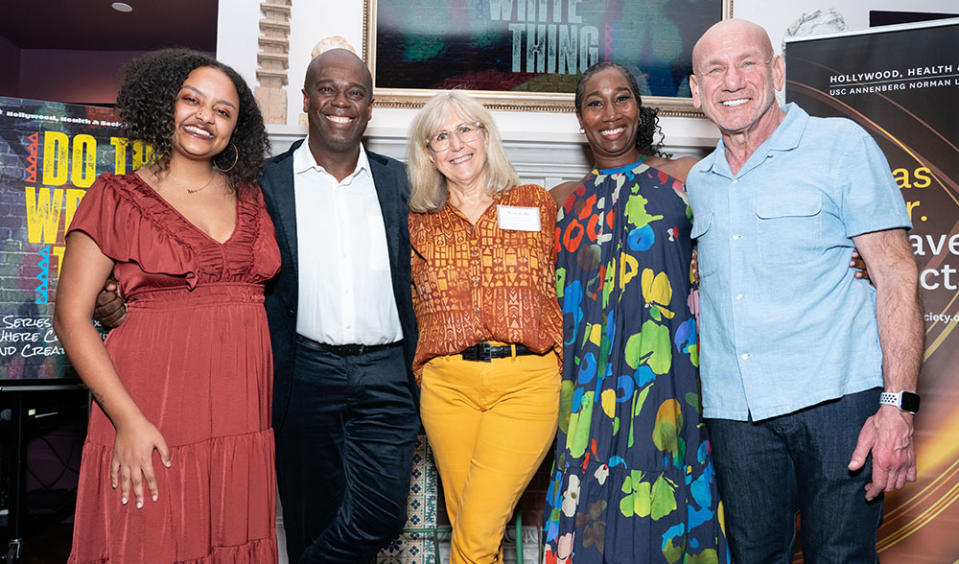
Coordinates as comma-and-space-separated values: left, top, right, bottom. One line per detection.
406, 91, 563, 563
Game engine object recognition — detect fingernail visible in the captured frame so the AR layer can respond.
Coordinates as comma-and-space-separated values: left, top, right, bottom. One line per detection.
164, 460, 172, 468
136, 500, 143, 509
112, 482, 117, 489
121, 497, 128, 505
152, 494, 158, 502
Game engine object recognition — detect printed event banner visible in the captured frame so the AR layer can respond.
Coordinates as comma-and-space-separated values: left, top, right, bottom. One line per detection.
371, 0, 723, 98
0, 97, 147, 383
785, 20, 959, 563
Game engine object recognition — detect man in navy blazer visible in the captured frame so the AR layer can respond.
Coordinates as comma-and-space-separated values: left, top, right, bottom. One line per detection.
261, 49, 418, 564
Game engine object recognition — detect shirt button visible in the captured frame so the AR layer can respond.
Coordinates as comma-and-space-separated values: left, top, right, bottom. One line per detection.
741, 353, 750, 360
732, 179, 740, 184
474, 307, 481, 312
732, 234, 741, 240
471, 250, 478, 257
736, 293, 743, 300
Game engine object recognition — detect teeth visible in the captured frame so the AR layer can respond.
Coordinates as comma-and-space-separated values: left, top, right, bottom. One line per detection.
449, 154, 472, 164
600, 127, 625, 137
722, 99, 748, 107
184, 125, 213, 138
326, 115, 352, 124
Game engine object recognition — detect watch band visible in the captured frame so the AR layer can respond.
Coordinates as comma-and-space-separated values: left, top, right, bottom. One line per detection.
879, 391, 920, 414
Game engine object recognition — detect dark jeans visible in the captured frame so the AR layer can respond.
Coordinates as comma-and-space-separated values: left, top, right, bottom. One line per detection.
708, 388, 883, 564
276, 337, 419, 564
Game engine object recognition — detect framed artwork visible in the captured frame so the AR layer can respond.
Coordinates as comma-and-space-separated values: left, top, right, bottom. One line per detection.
363, 0, 732, 115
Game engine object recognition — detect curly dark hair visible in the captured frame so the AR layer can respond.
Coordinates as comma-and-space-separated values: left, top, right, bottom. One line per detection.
573, 61, 667, 158
116, 49, 269, 188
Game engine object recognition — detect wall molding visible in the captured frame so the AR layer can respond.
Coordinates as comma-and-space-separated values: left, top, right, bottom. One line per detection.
255, 0, 292, 124
268, 126, 713, 188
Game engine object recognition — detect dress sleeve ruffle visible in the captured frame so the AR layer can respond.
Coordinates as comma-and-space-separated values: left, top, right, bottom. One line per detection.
248, 186, 282, 281
68, 173, 200, 288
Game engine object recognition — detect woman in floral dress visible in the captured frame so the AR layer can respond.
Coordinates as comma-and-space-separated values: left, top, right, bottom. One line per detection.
543, 62, 729, 564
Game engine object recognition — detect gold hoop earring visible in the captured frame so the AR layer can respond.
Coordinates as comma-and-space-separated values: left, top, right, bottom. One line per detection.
214, 143, 238, 173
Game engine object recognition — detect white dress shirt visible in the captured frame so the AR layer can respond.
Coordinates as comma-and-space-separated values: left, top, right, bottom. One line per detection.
293, 141, 403, 345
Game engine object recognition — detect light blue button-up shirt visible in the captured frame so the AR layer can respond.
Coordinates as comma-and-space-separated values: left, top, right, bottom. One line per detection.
686, 104, 911, 421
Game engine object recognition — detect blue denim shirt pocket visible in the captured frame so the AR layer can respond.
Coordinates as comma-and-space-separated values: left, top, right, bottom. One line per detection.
754, 191, 823, 265
690, 212, 717, 278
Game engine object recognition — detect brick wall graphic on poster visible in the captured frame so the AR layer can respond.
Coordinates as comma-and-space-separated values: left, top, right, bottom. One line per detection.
0, 96, 147, 381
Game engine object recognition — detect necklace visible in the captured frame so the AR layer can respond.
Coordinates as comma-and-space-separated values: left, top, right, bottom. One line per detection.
153, 166, 219, 194
184, 171, 218, 194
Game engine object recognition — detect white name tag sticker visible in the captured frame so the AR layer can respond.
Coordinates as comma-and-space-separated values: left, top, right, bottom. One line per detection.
497, 205, 541, 232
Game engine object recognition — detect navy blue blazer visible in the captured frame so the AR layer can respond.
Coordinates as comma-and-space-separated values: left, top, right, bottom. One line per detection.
260, 139, 418, 430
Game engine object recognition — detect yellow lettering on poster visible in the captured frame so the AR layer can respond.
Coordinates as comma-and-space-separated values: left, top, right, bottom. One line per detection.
51, 246, 66, 276
894, 167, 932, 189
42, 131, 70, 186
906, 200, 921, 222
63, 189, 86, 232
111, 137, 129, 174
24, 187, 64, 244
132, 140, 153, 170
913, 167, 932, 188
71, 134, 97, 188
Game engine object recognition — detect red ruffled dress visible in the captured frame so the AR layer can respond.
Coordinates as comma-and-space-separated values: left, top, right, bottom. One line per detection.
66, 173, 280, 563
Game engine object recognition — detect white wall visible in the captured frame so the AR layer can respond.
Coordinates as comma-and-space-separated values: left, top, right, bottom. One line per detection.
286, 1, 365, 123
216, 0, 719, 163
734, 0, 957, 56
216, 1, 261, 92
216, 0, 957, 167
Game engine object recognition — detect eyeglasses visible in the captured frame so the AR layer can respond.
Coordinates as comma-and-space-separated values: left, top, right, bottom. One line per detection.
426, 122, 485, 152
698, 58, 773, 82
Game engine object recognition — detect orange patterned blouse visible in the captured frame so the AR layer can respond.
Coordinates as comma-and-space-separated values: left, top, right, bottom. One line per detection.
409, 184, 563, 375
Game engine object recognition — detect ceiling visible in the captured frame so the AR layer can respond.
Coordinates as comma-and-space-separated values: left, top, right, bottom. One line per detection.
0, 0, 217, 52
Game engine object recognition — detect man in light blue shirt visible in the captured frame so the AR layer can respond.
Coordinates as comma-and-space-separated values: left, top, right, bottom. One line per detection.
686, 19, 923, 563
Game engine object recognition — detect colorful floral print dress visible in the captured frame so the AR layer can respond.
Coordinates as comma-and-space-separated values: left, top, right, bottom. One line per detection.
543, 159, 728, 564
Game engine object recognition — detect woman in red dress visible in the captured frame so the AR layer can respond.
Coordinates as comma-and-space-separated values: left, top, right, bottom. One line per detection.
54, 49, 279, 563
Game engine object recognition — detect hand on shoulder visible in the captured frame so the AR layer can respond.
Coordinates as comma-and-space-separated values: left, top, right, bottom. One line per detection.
645, 156, 699, 184
549, 179, 584, 207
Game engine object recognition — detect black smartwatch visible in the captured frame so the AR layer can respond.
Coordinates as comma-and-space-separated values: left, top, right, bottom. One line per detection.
879, 391, 920, 414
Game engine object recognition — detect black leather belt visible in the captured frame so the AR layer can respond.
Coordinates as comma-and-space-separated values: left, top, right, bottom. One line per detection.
296, 335, 401, 356
460, 342, 537, 362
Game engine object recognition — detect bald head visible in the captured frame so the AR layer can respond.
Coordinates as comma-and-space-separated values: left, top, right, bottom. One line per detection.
688, 18, 785, 145
304, 48, 372, 95
692, 19, 774, 75
301, 47, 375, 162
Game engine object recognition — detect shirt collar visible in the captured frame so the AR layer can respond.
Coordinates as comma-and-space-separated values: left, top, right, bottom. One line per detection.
701, 103, 808, 177
293, 139, 371, 181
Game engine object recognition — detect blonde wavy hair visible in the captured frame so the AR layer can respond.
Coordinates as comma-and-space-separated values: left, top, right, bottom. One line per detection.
407, 91, 519, 213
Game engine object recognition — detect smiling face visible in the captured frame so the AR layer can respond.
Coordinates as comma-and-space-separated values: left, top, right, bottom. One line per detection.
302, 49, 373, 155
691, 19, 785, 142
427, 109, 489, 193
576, 67, 643, 169
171, 66, 239, 162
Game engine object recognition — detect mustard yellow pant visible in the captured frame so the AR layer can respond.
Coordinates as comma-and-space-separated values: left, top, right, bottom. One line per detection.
420, 350, 560, 564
